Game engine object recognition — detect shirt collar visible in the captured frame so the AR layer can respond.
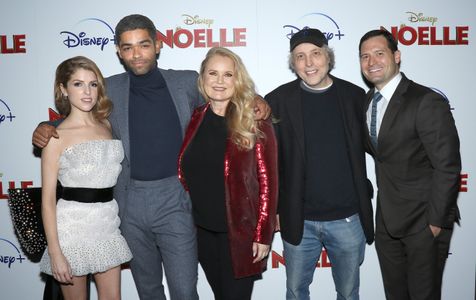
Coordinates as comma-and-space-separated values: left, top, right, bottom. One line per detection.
375, 72, 402, 101
300, 80, 333, 94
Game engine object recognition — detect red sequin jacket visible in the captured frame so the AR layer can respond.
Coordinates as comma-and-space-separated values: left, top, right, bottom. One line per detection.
178, 103, 278, 278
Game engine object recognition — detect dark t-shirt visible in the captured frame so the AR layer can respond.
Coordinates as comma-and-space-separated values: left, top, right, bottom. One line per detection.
301, 83, 358, 221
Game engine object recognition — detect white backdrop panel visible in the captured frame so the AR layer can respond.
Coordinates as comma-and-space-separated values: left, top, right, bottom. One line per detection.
0, 1, 474, 299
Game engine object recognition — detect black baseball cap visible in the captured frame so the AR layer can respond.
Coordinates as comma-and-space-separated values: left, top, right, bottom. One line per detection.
290, 27, 328, 51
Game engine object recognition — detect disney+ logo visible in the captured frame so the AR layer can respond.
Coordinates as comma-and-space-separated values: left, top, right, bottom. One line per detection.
284, 12, 344, 42
60, 18, 115, 51
0, 238, 25, 269
0, 98, 16, 125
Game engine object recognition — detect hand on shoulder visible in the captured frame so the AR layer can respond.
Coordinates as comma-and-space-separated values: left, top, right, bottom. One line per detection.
32, 123, 59, 148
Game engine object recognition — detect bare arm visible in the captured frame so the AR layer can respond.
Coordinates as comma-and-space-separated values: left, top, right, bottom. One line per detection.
32, 123, 59, 148
41, 138, 72, 284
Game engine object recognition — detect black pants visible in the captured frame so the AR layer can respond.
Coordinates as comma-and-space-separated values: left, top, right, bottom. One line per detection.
197, 227, 257, 300
375, 211, 453, 300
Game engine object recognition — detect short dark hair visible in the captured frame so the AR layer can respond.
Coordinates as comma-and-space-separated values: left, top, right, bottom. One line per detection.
359, 29, 398, 54
115, 14, 157, 45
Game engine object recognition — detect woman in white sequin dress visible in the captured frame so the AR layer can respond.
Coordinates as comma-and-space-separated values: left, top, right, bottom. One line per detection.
40, 56, 132, 299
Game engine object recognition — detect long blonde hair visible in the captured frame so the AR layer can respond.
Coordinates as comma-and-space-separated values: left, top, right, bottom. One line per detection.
198, 47, 262, 150
54, 56, 112, 121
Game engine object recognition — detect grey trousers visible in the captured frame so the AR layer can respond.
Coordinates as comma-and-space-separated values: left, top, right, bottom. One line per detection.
121, 176, 198, 300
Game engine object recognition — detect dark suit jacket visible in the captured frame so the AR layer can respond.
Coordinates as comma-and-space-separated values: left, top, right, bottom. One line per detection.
365, 73, 461, 238
265, 76, 374, 245
106, 68, 202, 216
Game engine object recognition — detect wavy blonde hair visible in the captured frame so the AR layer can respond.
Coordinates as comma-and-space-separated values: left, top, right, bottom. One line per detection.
198, 47, 262, 150
54, 56, 112, 121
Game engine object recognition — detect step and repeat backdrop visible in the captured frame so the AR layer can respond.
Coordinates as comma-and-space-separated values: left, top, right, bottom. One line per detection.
1, 0, 474, 299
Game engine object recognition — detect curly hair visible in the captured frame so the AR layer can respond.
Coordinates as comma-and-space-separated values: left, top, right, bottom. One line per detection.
54, 56, 112, 120
198, 47, 262, 150
115, 14, 157, 45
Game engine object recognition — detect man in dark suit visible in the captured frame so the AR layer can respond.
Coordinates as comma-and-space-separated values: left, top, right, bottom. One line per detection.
266, 28, 374, 300
359, 29, 461, 300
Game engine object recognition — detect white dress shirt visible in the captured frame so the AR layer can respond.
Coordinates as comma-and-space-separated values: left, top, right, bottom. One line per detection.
366, 73, 403, 136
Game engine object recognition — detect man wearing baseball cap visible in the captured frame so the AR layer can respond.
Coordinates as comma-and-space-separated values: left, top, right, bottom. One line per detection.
265, 27, 374, 299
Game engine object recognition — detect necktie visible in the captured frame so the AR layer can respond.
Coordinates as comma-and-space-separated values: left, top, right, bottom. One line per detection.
370, 92, 383, 148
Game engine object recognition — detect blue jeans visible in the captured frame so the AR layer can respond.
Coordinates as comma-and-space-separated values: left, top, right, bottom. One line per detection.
283, 213, 366, 300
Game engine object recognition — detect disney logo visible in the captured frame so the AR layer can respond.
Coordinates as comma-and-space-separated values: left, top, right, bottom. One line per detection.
182, 14, 214, 28
0, 238, 25, 268
0, 99, 16, 125
406, 12, 438, 26
283, 25, 343, 42
60, 18, 115, 51
60, 31, 112, 51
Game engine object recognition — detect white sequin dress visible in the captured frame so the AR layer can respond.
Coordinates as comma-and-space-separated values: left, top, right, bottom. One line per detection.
40, 139, 132, 276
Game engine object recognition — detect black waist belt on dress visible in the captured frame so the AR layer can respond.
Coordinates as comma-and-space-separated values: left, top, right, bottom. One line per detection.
62, 187, 114, 203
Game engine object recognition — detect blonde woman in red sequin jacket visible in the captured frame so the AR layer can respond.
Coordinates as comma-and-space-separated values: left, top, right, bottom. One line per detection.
178, 47, 278, 299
